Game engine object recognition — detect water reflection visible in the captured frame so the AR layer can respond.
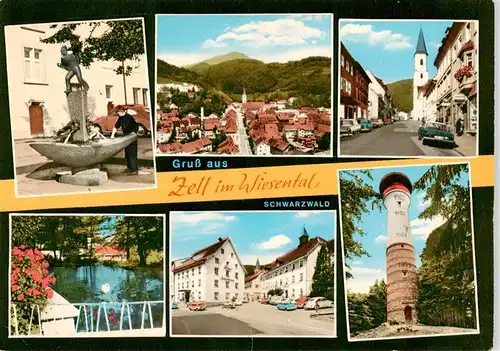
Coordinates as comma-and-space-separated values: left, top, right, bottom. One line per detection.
51, 264, 163, 303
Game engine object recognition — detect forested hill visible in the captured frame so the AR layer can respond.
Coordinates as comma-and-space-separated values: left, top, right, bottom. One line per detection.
157, 56, 332, 107
387, 79, 413, 112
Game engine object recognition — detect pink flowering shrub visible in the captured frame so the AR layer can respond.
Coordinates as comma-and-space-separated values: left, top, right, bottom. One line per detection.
10, 245, 56, 335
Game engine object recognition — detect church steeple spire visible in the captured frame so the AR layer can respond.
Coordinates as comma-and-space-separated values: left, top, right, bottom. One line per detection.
415, 27, 428, 56
242, 87, 247, 104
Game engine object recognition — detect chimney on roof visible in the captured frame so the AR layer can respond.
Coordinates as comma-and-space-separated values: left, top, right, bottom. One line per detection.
299, 225, 309, 247
218, 237, 223, 242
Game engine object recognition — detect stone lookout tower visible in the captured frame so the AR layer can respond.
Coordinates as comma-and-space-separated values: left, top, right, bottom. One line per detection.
379, 172, 418, 324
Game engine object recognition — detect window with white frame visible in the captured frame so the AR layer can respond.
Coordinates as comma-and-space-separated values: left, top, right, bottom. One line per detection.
300, 273, 303, 282
214, 292, 219, 300
341, 55, 345, 67
214, 279, 219, 287
226, 281, 230, 288
24, 47, 44, 82
465, 52, 473, 67
225, 292, 230, 300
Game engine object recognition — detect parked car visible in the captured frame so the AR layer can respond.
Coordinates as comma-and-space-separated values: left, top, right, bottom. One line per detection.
222, 301, 236, 309
370, 119, 384, 128
234, 299, 243, 306
304, 297, 334, 310
259, 296, 270, 304
418, 122, 455, 146
171, 302, 179, 309
383, 117, 393, 125
295, 296, 309, 309
269, 295, 283, 306
277, 298, 297, 311
360, 119, 373, 132
188, 301, 207, 311
242, 297, 249, 303
340, 119, 361, 136
91, 104, 151, 136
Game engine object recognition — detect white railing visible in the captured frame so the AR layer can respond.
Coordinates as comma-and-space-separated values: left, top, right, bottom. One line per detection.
10, 301, 164, 336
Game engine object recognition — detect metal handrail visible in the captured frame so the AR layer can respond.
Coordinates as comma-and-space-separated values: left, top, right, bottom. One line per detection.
10, 301, 164, 336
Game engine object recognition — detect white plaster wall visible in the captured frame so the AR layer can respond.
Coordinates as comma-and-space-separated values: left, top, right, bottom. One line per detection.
5, 23, 150, 140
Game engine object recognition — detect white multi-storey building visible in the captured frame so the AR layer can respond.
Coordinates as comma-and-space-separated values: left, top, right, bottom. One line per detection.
260, 228, 331, 299
434, 21, 478, 134
171, 237, 246, 304
4, 22, 150, 140
366, 70, 386, 120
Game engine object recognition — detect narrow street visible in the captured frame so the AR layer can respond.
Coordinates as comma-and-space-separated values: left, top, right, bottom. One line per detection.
236, 110, 251, 155
339, 120, 462, 157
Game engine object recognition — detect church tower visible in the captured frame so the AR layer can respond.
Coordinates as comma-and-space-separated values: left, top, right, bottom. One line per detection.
242, 87, 247, 104
412, 28, 429, 121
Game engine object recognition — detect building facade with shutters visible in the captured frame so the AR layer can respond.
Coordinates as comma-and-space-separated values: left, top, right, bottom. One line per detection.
171, 237, 246, 304
4, 22, 150, 140
259, 228, 331, 299
433, 21, 478, 134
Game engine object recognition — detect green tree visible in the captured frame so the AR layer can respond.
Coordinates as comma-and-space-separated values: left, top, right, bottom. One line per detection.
366, 279, 387, 327
41, 20, 145, 104
311, 245, 335, 300
112, 217, 163, 267
339, 170, 382, 278
414, 164, 475, 328
347, 292, 373, 334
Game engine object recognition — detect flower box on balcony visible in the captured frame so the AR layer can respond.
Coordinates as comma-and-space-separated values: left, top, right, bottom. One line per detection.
454, 65, 474, 82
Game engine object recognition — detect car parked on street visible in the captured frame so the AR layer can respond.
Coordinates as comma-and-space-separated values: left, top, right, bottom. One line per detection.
418, 122, 455, 146
295, 296, 309, 309
370, 119, 384, 128
383, 117, 393, 125
188, 301, 207, 311
277, 298, 297, 311
269, 295, 284, 306
242, 297, 249, 303
222, 301, 236, 309
304, 297, 334, 310
259, 296, 270, 304
360, 119, 373, 132
340, 119, 361, 136
91, 104, 151, 136
234, 299, 243, 306
171, 302, 179, 309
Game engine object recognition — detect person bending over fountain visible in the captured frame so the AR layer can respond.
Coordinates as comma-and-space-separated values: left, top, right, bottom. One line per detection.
59, 45, 89, 95
111, 106, 139, 175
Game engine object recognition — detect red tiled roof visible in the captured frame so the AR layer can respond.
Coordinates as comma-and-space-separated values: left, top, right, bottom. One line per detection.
204, 118, 220, 131
269, 139, 289, 151
245, 269, 265, 282
243, 102, 266, 110
269, 237, 326, 268
173, 237, 230, 273
159, 142, 183, 153
94, 245, 126, 256
216, 137, 239, 154
182, 137, 212, 153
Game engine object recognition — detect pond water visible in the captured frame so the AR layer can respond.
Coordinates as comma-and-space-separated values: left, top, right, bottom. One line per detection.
51, 264, 164, 303
50, 264, 164, 331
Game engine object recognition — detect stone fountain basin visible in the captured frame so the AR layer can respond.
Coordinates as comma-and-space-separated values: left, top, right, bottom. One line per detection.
29, 133, 138, 168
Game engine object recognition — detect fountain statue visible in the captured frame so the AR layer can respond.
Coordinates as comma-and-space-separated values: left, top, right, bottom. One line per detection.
29, 45, 137, 187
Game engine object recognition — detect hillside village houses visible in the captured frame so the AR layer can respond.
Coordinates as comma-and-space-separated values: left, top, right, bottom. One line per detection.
4, 22, 149, 140
157, 86, 331, 155
170, 237, 246, 304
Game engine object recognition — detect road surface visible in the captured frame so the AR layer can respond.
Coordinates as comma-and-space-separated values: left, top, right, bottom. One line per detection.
172, 302, 335, 336
236, 110, 251, 155
339, 120, 461, 157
